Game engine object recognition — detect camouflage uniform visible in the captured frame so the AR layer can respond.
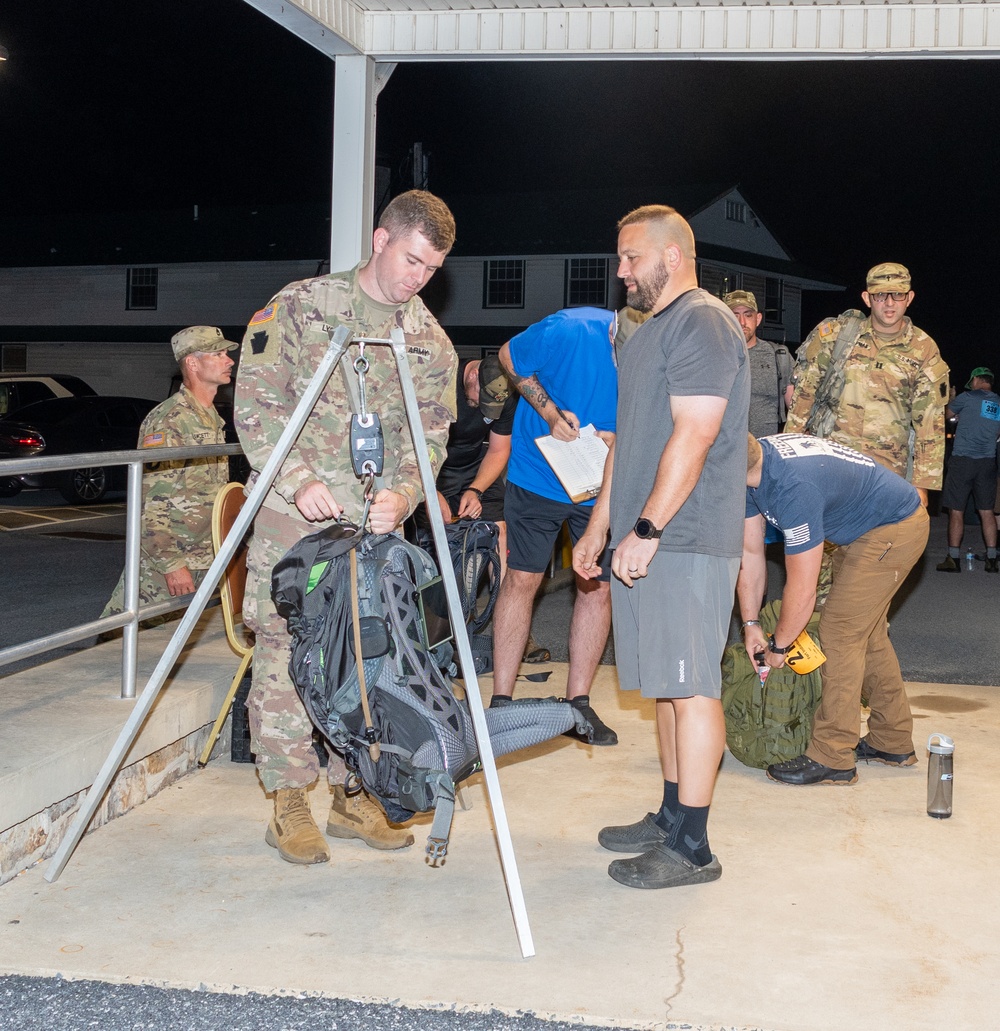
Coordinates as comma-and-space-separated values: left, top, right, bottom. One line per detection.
785, 313, 950, 489
235, 265, 457, 793
102, 386, 227, 615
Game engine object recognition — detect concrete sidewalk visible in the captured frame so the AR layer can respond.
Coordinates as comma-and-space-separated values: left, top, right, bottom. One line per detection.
1, 656, 997, 1031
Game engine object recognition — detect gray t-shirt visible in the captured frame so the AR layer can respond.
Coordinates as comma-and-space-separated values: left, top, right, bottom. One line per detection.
610, 289, 750, 557
747, 339, 794, 438
949, 388, 1000, 459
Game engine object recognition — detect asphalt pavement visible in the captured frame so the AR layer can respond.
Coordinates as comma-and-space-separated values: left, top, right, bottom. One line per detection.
0, 976, 653, 1031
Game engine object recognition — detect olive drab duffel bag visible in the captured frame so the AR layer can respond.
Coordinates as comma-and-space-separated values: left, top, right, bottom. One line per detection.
721, 599, 824, 770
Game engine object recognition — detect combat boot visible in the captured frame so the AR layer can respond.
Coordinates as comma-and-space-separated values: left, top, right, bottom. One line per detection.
327, 785, 414, 850
265, 787, 330, 865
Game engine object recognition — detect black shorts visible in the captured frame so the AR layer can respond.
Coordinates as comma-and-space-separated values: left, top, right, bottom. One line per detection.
413, 478, 506, 528
941, 455, 998, 511
444, 478, 506, 523
505, 482, 610, 579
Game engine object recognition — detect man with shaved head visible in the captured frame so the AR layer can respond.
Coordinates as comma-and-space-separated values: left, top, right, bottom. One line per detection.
574, 205, 749, 889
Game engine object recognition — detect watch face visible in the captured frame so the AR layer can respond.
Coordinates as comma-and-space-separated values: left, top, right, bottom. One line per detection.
635, 518, 657, 539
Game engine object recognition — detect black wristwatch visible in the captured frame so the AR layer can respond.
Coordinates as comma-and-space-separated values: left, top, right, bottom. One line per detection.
633, 517, 663, 540
767, 634, 789, 655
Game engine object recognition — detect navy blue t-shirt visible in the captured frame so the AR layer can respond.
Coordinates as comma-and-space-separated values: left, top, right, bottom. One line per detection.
746, 434, 920, 554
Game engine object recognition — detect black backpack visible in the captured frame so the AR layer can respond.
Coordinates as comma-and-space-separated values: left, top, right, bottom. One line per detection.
415, 519, 501, 674
271, 523, 590, 859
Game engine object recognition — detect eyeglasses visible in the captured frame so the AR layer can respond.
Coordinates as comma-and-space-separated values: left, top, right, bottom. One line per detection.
869, 291, 909, 303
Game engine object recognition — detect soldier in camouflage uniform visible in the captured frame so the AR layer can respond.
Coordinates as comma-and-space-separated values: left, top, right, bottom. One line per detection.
785, 262, 949, 502
785, 263, 948, 603
234, 191, 458, 866
102, 326, 235, 619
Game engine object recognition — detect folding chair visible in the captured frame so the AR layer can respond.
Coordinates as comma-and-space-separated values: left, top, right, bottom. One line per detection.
197, 482, 254, 767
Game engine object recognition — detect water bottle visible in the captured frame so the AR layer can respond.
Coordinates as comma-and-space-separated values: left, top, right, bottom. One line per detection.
965, 547, 975, 571
926, 733, 954, 819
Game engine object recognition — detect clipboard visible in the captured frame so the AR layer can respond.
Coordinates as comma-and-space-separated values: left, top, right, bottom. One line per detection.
534, 424, 609, 503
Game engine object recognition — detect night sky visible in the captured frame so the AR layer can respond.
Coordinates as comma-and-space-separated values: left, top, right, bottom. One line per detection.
1, 0, 997, 375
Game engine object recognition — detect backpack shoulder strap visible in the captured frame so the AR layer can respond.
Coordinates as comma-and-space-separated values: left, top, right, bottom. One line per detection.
804, 310, 866, 437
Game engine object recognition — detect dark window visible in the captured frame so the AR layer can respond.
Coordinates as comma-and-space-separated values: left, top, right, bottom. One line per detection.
483, 260, 525, 309
1, 344, 27, 372
13, 382, 55, 409
565, 258, 608, 308
127, 267, 158, 310
764, 278, 783, 325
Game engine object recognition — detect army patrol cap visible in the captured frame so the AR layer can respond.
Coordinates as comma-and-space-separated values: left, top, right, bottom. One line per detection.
171, 326, 239, 362
866, 263, 911, 293
478, 354, 511, 420
723, 290, 758, 313
966, 366, 994, 388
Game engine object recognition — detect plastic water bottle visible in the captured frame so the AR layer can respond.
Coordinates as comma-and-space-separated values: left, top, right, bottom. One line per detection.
965, 547, 975, 571
927, 733, 955, 819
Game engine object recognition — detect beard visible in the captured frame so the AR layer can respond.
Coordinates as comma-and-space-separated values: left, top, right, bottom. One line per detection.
626, 259, 670, 313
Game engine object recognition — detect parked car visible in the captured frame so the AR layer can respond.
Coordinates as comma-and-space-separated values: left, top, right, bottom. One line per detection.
0, 373, 97, 418
0, 395, 158, 504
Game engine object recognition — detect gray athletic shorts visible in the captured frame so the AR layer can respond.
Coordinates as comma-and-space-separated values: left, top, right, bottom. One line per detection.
611, 550, 740, 699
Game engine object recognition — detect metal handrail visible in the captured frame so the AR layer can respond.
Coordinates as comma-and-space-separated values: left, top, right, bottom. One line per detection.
0, 442, 243, 698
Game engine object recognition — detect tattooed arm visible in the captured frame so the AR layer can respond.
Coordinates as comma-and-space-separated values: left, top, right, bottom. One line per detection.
498, 341, 579, 441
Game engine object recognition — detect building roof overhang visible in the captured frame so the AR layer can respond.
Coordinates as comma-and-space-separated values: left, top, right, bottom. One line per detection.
242, 0, 1000, 61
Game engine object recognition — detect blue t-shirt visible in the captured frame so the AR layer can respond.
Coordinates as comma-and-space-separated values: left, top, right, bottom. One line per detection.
949, 389, 1000, 459
507, 308, 618, 504
746, 434, 921, 555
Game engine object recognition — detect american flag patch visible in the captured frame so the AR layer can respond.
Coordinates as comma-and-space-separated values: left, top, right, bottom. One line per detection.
784, 523, 812, 548
142, 432, 165, 448
249, 304, 276, 326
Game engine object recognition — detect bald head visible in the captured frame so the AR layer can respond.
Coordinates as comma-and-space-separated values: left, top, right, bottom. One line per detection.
617, 205, 696, 261
616, 204, 698, 314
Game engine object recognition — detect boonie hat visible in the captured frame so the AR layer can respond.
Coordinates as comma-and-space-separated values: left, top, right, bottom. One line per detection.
723, 290, 758, 313
966, 366, 994, 388
478, 353, 511, 420
171, 326, 239, 362
866, 262, 911, 294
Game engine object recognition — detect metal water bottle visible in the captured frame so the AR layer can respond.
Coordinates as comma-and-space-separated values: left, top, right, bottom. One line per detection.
926, 733, 955, 819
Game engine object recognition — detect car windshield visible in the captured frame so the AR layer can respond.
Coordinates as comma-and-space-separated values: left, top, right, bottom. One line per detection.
3, 397, 95, 425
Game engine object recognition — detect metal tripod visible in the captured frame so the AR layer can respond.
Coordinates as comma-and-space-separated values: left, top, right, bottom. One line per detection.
44, 326, 536, 958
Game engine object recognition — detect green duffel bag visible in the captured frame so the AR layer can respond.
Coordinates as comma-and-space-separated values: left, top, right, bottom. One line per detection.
721, 599, 824, 770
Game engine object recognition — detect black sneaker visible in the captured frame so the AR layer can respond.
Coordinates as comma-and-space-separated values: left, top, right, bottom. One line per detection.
563, 696, 618, 746
986, 558, 999, 573
855, 737, 917, 767
767, 753, 857, 785
936, 556, 960, 573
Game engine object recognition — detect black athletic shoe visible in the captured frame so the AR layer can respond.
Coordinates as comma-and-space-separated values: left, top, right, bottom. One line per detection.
935, 556, 960, 573
986, 558, 999, 573
767, 753, 857, 785
855, 737, 917, 767
563, 696, 618, 746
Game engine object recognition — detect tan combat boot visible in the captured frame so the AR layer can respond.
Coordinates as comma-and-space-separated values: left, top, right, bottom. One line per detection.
326, 785, 414, 850
265, 787, 331, 865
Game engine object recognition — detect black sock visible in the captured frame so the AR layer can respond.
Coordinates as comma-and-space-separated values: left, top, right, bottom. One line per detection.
653, 780, 679, 833
667, 803, 712, 867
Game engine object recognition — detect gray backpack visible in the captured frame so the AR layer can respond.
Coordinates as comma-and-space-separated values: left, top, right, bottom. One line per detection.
271, 524, 591, 859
